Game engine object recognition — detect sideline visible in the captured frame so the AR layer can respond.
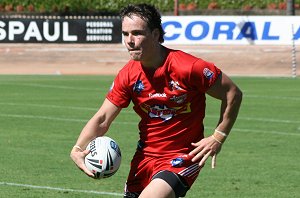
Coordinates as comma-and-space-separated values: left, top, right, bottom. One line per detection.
0, 182, 123, 196
0, 113, 299, 135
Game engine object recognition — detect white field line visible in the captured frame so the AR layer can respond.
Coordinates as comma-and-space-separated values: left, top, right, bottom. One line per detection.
0, 77, 112, 82
0, 101, 300, 125
0, 82, 103, 91
0, 113, 88, 123
205, 126, 300, 136
0, 102, 300, 124
1, 102, 299, 125
205, 115, 300, 124
0, 182, 123, 196
0, 113, 135, 125
0, 113, 299, 136
0, 102, 98, 111
1, 82, 299, 101
245, 94, 300, 101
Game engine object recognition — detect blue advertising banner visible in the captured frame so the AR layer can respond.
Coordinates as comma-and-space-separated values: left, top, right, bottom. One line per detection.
162, 16, 300, 45
1, 15, 300, 45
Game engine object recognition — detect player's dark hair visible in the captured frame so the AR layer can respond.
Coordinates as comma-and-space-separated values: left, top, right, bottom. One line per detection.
119, 3, 165, 43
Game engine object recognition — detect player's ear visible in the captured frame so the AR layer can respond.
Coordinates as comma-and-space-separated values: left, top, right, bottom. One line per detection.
152, 28, 160, 42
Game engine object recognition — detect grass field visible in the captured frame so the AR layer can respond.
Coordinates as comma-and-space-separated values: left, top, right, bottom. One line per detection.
0, 75, 299, 198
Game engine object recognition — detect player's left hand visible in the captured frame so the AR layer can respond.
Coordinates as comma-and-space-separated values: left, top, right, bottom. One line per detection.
189, 135, 222, 168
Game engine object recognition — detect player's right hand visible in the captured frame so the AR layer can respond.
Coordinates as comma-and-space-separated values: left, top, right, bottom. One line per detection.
70, 148, 95, 178
189, 135, 222, 168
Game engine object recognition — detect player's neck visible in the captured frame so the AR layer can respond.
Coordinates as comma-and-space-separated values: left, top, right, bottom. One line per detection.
141, 45, 167, 70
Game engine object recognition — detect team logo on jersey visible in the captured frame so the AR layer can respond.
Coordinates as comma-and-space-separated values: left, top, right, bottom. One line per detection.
203, 68, 214, 79
170, 155, 191, 167
133, 80, 144, 94
169, 80, 182, 90
171, 157, 184, 167
140, 103, 191, 121
170, 94, 187, 104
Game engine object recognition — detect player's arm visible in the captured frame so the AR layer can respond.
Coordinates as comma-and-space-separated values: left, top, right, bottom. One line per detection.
207, 72, 243, 137
189, 72, 242, 167
70, 98, 122, 177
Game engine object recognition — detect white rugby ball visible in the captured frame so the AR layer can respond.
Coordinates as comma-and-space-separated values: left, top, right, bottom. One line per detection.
84, 136, 121, 179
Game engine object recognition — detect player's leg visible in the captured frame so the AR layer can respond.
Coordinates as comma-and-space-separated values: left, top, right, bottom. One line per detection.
139, 178, 175, 198
139, 170, 190, 198
124, 152, 152, 198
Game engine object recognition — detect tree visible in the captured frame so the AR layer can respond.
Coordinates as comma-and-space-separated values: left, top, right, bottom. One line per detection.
287, 0, 295, 15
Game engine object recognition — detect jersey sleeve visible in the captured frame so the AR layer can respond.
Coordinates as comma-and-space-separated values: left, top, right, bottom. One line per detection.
190, 59, 221, 92
106, 70, 131, 108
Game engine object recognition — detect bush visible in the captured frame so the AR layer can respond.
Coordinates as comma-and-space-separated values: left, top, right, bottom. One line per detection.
0, 0, 299, 15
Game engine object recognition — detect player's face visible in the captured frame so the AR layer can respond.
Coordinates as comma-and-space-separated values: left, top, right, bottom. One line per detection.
122, 15, 159, 63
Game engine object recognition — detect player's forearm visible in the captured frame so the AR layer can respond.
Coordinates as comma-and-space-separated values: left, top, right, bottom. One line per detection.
214, 86, 243, 142
74, 114, 110, 150
72, 99, 121, 151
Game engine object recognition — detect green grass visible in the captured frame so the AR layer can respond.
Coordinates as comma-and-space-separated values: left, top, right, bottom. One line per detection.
0, 75, 299, 198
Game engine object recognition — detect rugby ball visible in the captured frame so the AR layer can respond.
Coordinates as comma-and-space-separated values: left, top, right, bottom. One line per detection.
84, 136, 121, 179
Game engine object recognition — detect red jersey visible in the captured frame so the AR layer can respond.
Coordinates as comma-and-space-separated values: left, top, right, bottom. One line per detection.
107, 47, 221, 157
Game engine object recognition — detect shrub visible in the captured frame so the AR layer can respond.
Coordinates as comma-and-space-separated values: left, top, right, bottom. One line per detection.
0, 0, 299, 15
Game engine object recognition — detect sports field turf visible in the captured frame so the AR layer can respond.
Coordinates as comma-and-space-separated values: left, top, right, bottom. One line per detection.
0, 75, 299, 198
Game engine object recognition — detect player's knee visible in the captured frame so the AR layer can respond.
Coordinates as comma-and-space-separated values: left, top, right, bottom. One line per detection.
152, 170, 190, 198
139, 178, 176, 198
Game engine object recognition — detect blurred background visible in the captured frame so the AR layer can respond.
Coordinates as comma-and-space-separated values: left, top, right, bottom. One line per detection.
0, 1, 299, 198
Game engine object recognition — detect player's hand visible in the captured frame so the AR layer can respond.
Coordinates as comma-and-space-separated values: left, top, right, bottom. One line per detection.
189, 135, 222, 168
70, 148, 95, 178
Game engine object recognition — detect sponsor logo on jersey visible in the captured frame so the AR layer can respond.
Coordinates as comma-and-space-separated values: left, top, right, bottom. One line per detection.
133, 80, 144, 94
149, 93, 167, 98
170, 94, 187, 104
140, 103, 191, 121
169, 80, 183, 90
203, 68, 214, 79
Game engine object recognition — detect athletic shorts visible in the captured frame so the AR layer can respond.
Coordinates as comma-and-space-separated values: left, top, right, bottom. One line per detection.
124, 151, 202, 196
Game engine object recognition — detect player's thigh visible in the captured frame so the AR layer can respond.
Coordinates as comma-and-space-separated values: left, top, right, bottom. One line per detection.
139, 178, 176, 198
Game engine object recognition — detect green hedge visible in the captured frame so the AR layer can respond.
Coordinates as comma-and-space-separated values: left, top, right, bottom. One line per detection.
0, 0, 299, 15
